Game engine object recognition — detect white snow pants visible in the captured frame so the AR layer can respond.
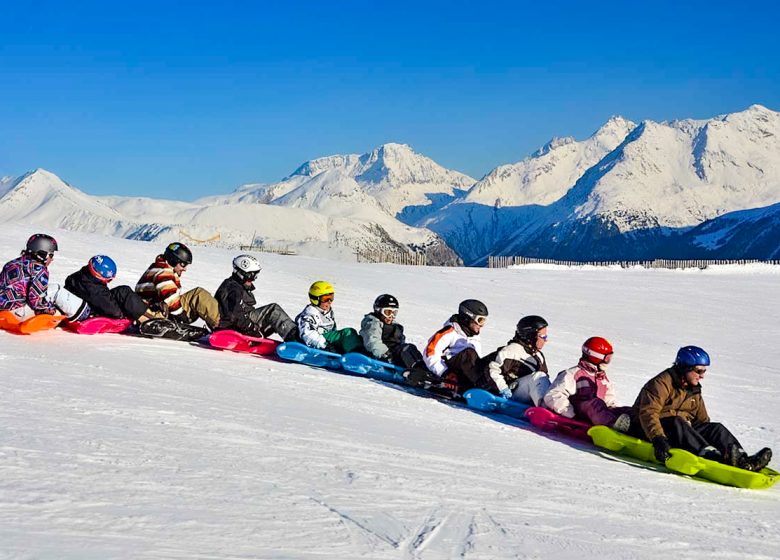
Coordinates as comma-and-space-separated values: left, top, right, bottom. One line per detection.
511, 371, 551, 406
48, 283, 91, 322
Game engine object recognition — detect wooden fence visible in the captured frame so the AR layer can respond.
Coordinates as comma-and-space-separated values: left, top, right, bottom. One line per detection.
239, 244, 297, 256
488, 256, 780, 270
356, 250, 427, 266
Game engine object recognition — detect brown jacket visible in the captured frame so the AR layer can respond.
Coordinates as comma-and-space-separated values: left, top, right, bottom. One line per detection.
633, 367, 710, 440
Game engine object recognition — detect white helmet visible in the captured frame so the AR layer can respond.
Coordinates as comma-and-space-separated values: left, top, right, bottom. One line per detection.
232, 254, 261, 281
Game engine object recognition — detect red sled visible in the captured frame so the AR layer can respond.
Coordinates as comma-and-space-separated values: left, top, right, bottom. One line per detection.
208, 330, 279, 355
0, 311, 65, 334
63, 317, 133, 335
525, 407, 592, 441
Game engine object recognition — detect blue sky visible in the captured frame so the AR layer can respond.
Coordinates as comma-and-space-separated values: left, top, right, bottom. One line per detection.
1, 0, 778, 199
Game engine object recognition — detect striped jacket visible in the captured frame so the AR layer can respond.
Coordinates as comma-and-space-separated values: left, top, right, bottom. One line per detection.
482, 340, 548, 394
424, 316, 481, 376
544, 360, 616, 419
135, 255, 183, 316
0, 255, 56, 314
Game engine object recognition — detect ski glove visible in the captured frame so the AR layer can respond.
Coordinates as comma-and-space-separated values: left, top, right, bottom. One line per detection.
499, 387, 513, 400
652, 436, 672, 463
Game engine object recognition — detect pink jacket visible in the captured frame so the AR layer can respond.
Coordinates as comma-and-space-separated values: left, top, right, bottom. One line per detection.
544, 359, 617, 419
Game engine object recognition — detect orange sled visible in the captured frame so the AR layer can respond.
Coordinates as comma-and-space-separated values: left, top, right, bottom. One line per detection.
0, 311, 66, 334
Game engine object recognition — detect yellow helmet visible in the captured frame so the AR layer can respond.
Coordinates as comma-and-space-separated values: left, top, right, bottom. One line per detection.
309, 280, 335, 305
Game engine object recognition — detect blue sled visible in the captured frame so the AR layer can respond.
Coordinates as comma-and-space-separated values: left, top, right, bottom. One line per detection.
276, 342, 344, 370
340, 352, 407, 384
463, 389, 531, 421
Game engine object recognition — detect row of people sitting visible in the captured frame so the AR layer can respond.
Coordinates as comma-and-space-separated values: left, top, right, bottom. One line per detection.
0, 234, 773, 473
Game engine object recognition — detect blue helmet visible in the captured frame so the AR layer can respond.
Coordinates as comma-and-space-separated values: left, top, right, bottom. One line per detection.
88, 255, 117, 283
674, 346, 710, 368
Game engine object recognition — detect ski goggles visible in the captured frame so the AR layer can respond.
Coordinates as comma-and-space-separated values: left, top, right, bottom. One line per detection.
463, 313, 487, 326
379, 307, 398, 319
318, 294, 334, 304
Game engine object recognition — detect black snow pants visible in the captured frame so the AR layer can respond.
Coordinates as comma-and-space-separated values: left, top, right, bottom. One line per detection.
110, 285, 150, 321
248, 303, 298, 341
631, 416, 743, 460
389, 343, 425, 370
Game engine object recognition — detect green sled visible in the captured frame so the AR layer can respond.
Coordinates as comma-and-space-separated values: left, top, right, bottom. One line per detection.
588, 425, 779, 490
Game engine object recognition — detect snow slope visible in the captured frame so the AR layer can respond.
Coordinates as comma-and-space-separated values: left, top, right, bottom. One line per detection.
1, 224, 778, 559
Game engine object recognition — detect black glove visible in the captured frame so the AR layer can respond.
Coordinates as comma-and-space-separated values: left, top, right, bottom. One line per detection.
651, 436, 672, 463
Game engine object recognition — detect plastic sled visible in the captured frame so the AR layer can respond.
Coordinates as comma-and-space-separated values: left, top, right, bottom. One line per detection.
0, 311, 65, 334
525, 407, 592, 440
588, 425, 779, 489
276, 341, 344, 370
340, 352, 407, 383
208, 330, 280, 356
463, 389, 531, 421
63, 317, 133, 335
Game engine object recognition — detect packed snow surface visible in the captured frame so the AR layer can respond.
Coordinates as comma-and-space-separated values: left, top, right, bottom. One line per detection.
1, 223, 778, 559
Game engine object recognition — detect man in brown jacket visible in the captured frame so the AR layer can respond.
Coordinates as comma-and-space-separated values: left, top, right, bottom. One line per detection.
634, 345, 772, 472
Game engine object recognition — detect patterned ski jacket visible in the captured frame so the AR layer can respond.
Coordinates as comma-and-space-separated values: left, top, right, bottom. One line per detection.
135, 255, 183, 317
359, 312, 406, 359
295, 304, 336, 349
481, 339, 548, 394
544, 359, 616, 419
423, 315, 482, 376
633, 367, 710, 441
0, 255, 56, 314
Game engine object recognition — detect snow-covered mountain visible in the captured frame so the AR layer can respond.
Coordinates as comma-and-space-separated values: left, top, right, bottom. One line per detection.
3, 106, 779, 265
419, 117, 637, 262
421, 105, 780, 263
203, 143, 476, 218
678, 201, 780, 259
0, 161, 463, 265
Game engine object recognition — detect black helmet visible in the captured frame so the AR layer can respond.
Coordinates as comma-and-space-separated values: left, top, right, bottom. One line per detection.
373, 294, 399, 312
515, 315, 548, 343
163, 242, 193, 267
458, 299, 488, 326
25, 233, 58, 263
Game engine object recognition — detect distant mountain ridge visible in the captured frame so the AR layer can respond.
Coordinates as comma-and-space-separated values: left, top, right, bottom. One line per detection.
1, 105, 778, 264
418, 104, 780, 263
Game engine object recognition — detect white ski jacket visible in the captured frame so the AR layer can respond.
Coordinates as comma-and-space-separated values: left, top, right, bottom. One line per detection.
295, 304, 336, 349
423, 317, 481, 376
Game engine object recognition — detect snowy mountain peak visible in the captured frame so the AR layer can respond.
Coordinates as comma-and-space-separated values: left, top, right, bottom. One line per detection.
534, 136, 576, 157
288, 154, 363, 178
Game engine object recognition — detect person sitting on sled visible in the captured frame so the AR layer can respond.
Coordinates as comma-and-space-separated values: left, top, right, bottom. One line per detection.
51, 255, 164, 325
544, 336, 633, 432
482, 315, 551, 404
422, 299, 488, 393
0, 234, 59, 319
359, 293, 436, 386
295, 281, 362, 354
634, 345, 772, 472
134, 242, 220, 340
214, 254, 299, 341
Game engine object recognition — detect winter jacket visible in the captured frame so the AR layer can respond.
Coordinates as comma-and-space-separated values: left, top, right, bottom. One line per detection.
214, 275, 258, 333
65, 266, 124, 319
481, 339, 548, 394
0, 255, 56, 314
135, 255, 183, 317
633, 367, 710, 441
296, 304, 336, 349
359, 312, 406, 359
544, 359, 616, 419
424, 315, 482, 376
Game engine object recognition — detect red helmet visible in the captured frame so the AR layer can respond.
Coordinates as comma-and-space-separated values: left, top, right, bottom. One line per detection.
582, 336, 613, 365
